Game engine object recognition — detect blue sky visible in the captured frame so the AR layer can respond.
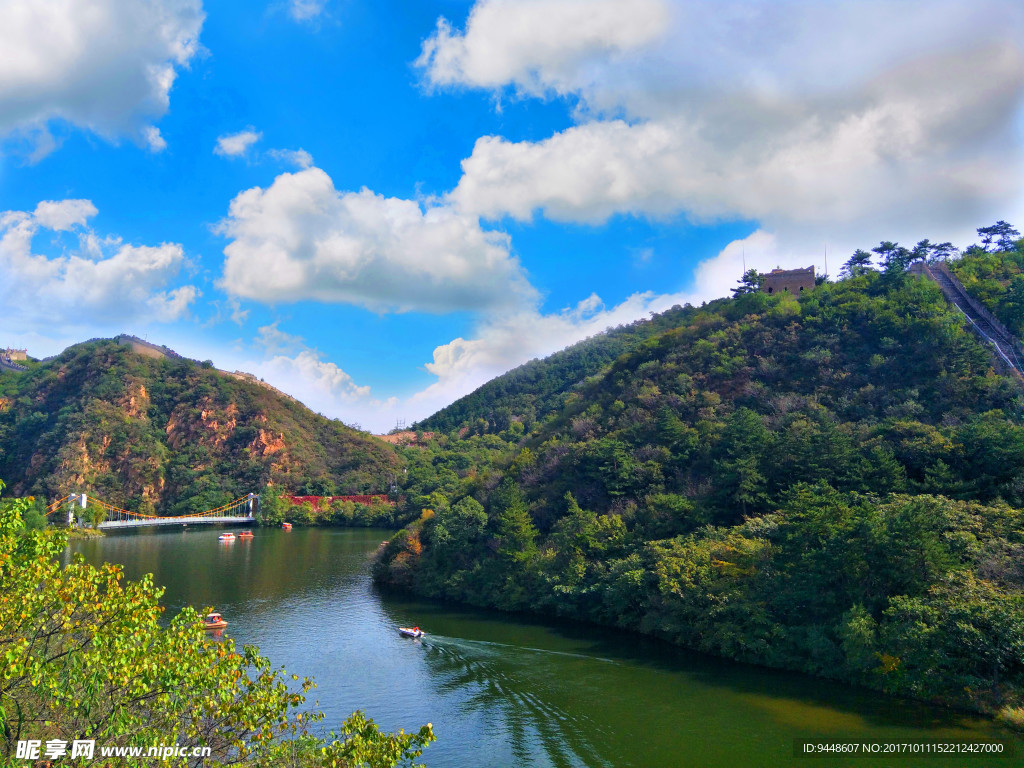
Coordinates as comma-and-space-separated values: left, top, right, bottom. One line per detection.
2, 0, 1023, 431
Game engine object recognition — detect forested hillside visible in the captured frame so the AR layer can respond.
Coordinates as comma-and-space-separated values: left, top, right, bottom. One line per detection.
416, 304, 697, 434
0, 340, 402, 514
378, 235, 1024, 721
947, 221, 1024, 336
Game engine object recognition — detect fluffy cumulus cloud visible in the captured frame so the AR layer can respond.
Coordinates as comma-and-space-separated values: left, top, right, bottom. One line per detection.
31, 199, 98, 231
215, 129, 262, 158
0, 0, 204, 155
252, 322, 371, 399
217, 166, 536, 313
417, 0, 669, 94
429, 0, 1024, 244
0, 199, 197, 331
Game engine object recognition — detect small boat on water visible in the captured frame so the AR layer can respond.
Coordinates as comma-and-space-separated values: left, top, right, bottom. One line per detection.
398, 626, 424, 639
218, 532, 235, 541
281, 522, 292, 530
202, 612, 228, 630
238, 530, 254, 538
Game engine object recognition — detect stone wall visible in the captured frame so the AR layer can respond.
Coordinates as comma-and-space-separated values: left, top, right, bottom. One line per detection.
759, 266, 815, 295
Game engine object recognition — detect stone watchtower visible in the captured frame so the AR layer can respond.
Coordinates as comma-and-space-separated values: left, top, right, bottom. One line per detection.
758, 266, 815, 295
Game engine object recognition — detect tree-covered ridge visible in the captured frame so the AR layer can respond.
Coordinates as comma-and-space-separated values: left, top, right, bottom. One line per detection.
517, 275, 1020, 527
415, 304, 697, 434
377, 265, 1024, 720
0, 340, 402, 515
416, 220, 1022, 439
946, 222, 1024, 336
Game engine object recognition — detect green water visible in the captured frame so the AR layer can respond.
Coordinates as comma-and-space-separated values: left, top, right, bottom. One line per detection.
69, 527, 1021, 767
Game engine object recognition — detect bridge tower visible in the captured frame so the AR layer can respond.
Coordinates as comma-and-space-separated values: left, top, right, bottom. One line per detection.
247, 492, 258, 519
67, 493, 87, 526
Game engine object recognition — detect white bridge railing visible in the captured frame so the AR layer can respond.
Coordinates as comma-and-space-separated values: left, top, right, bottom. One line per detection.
45, 493, 259, 529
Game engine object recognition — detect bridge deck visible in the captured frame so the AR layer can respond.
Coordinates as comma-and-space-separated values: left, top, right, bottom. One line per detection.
98, 515, 254, 529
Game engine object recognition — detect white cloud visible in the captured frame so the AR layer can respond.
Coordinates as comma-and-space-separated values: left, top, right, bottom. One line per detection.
222, 323, 390, 427
32, 199, 98, 231
0, 200, 198, 331
217, 166, 536, 313
226, 300, 680, 432
228, 296, 249, 325
267, 148, 314, 169
0, 0, 204, 155
289, 0, 326, 22
429, 1, 1024, 241
215, 129, 262, 158
417, 0, 669, 94
143, 125, 167, 152
262, 350, 371, 400
254, 322, 305, 356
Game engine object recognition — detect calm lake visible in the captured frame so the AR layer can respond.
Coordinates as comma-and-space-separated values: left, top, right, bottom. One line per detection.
69, 527, 1021, 767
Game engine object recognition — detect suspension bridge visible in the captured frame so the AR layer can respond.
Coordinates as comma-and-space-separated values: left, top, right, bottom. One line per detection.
44, 493, 258, 530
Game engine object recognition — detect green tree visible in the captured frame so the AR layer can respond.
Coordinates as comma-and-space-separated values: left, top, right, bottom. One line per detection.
732, 268, 761, 296
89, 502, 107, 528
0, 480, 434, 766
873, 241, 912, 274
998, 274, 1024, 335
977, 221, 1020, 252
842, 249, 875, 277
711, 408, 770, 521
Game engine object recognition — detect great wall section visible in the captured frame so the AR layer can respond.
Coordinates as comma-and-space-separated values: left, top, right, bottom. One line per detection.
912, 262, 1024, 378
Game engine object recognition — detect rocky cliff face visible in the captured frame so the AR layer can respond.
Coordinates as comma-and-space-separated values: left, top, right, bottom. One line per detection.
0, 339, 401, 515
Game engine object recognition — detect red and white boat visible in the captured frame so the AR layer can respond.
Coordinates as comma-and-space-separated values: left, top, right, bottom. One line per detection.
202, 612, 227, 630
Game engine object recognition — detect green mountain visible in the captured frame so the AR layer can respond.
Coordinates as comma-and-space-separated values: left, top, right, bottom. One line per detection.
0, 339, 402, 515
378, 256, 1024, 719
416, 304, 698, 435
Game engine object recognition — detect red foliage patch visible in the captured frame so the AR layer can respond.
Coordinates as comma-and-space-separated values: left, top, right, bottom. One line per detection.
283, 494, 393, 509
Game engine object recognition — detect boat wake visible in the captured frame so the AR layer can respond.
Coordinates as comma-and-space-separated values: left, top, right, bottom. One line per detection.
418, 635, 616, 768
